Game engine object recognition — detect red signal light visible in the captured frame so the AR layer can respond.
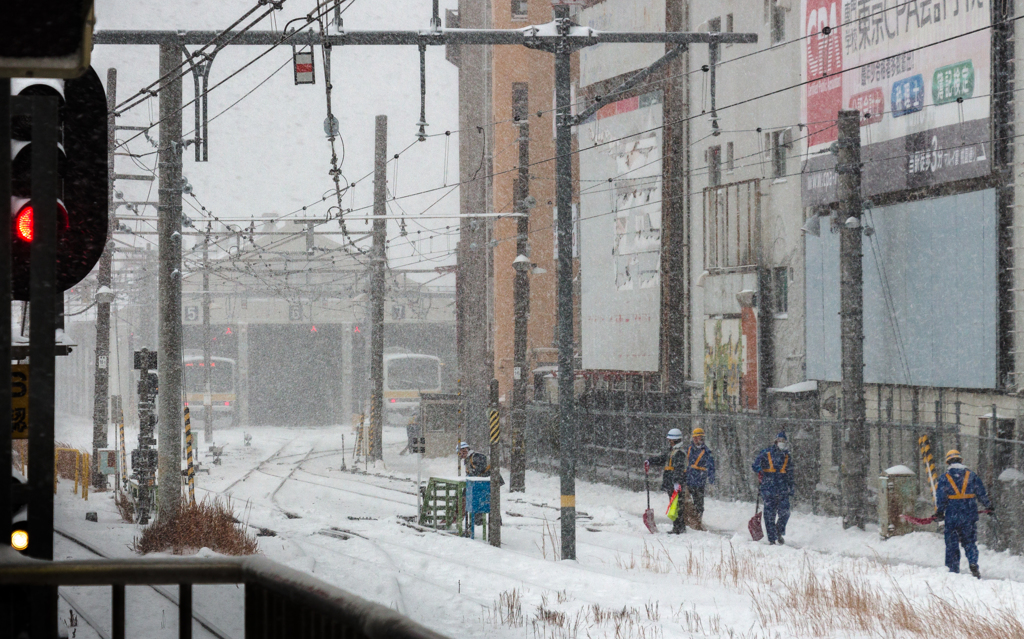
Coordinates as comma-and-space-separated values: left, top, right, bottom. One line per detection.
13, 202, 70, 243
390, 398, 397, 403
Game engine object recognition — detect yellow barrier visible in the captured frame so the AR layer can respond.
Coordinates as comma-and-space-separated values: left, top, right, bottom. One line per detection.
54, 448, 89, 500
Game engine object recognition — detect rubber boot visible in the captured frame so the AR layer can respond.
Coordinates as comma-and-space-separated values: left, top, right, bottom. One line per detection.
670, 517, 686, 535
970, 564, 981, 579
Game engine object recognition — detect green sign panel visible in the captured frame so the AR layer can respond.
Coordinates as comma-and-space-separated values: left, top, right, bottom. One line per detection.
932, 61, 974, 106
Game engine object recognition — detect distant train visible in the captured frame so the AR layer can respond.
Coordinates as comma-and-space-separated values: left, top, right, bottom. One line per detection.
183, 355, 238, 426
383, 353, 443, 424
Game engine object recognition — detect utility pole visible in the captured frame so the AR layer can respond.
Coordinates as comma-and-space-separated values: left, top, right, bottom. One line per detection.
509, 108, 530, 492
157, 41, 184, 518
455, 0, 493, 453
369, 114, 387, 461
553, 4, 576, 560
838, 109, 868, 529
203, 225, 213, 442
91, 68, 116, 488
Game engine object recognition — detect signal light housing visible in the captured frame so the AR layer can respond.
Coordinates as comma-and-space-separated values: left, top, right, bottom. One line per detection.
9, 66, 108, 301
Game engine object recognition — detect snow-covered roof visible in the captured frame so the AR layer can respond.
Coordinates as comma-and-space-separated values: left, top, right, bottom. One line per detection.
768, 380, 818, 394
884, 465, 915, 476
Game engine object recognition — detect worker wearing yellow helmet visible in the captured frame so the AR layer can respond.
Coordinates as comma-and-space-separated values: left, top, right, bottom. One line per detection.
933, 449, 993, 578
683, 427, 716, 530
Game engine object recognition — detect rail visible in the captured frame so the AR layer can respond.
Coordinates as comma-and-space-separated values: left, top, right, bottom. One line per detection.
0, 547, 448, 639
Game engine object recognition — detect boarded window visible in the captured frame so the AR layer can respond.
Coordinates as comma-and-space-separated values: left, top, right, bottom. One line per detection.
703, 178, 760, 269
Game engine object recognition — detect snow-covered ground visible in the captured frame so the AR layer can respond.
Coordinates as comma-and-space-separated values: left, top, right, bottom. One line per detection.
47, 415, 1024, 638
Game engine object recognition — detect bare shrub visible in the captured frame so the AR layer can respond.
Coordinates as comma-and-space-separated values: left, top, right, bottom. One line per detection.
114, 491, 135, 523
132, 496, 258, 556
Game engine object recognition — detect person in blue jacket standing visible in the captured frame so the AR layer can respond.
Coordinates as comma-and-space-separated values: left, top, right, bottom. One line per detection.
751, 432, 793, 545
684, 427, 716, 530
934, 449, 993, 578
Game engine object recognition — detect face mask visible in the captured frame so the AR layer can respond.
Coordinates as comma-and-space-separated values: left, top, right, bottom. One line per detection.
776, 441, 789, 451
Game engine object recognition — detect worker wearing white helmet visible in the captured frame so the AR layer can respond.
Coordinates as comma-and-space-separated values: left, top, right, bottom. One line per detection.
644, 428, 689, 534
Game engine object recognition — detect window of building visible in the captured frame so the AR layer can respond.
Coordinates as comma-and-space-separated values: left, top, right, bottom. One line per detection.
708, 16, 721, 32
768, 0, 785, 43
703, 178, 760, 270
726, 141, 734, 172
708, 145, 722, 186
726, 13, 734, 33
512, 0, 528, 21
773, 266, 788, 315
771, 130, 788, 179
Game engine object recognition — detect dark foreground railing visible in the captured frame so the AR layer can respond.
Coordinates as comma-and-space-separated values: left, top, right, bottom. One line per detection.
0, 547, 447, 639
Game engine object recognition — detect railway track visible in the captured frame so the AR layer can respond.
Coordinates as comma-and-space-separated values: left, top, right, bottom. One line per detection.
54, 529, 235, 639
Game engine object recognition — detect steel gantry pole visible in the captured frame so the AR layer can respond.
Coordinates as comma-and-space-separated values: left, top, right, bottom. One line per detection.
157, 40, 185, 519
370, 115, 388, 462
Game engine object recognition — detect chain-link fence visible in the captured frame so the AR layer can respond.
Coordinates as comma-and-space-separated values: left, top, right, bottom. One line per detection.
524, 399, 1024, 554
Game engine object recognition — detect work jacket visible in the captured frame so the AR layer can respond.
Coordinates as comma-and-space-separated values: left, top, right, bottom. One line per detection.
751, 445, 793, 496
684, 443, 716, 487
648, 442, 688, 493
935, 463, 991, 526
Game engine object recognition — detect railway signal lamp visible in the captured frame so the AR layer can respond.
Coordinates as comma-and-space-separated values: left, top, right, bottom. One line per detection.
9, 67, 108, 300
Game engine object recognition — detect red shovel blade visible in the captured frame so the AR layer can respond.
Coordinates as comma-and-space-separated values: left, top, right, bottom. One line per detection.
748, 512, 764, 541
899, 514, 936, 526
643, 508, 658, 533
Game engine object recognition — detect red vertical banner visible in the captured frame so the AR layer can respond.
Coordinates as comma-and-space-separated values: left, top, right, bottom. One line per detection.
740, 307, 759, 411
805, 0, 844, 148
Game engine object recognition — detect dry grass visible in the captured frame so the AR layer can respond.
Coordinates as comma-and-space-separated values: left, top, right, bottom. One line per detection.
132, 496, 258, 556
114, 490, 135, 523
536, 518, 561, 561
12, 439, 28, 473
612, 541, 1024, 638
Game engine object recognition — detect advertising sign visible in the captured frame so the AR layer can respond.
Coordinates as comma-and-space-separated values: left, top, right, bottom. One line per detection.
703, 311, 758, 412
800, 0, 991, 205
579, 92, 663, 371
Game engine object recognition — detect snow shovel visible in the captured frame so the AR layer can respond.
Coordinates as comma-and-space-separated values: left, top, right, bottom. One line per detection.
899, 514, 937, 526
748, 493, 764, 541
643, 470, 658, 533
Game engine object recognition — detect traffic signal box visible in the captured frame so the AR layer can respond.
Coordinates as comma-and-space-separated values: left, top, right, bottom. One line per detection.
10, 67, 108, 300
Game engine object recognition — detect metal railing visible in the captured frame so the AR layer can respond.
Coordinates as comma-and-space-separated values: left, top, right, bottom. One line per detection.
0, 548, 448, 639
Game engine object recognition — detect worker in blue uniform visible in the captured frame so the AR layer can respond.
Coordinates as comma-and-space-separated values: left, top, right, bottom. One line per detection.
751, 432, 793, 545
934, 449, 993, 578
684, 427, 716, 530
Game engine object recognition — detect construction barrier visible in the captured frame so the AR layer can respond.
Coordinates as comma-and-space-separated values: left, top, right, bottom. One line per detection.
54, 448, 89, 500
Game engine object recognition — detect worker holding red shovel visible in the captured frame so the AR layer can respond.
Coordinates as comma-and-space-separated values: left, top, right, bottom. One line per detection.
751, 432, 794, 545
933, 449, 993, 578
644, 428, 689, 534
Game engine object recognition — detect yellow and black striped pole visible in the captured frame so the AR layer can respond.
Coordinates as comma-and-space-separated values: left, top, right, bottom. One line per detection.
488, 400, 501, 547
184, 406, 196, 504
918, 434, 938, 505
118, 417, 128, 492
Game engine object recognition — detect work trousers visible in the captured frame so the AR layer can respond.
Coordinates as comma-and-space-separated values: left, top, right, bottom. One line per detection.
944, 521, 979, 573
762, 492, 790, 542
688, 484, 706, 519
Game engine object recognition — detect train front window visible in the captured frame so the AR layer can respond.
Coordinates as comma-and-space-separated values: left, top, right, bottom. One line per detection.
386, 359, 439, 390
184, 362, 234, 393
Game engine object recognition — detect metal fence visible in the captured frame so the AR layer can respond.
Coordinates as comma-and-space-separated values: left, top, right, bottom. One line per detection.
0, 549, 448, 639
524, 400, 1024, 553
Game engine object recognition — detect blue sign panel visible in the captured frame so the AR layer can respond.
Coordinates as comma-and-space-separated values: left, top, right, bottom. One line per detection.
891, 75, 925, 117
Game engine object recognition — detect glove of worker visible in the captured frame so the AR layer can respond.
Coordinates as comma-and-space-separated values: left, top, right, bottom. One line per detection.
673, 484, 682, 493
643, 459, 650, 473
932, 511, 944, 522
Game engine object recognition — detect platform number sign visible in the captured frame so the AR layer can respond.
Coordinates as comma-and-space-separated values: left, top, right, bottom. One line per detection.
184, 305, 200, 322
289, 304, 303, 321
11, 365, 29, 440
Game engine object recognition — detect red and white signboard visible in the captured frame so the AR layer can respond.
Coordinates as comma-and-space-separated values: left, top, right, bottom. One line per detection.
294, 50, 315, 85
